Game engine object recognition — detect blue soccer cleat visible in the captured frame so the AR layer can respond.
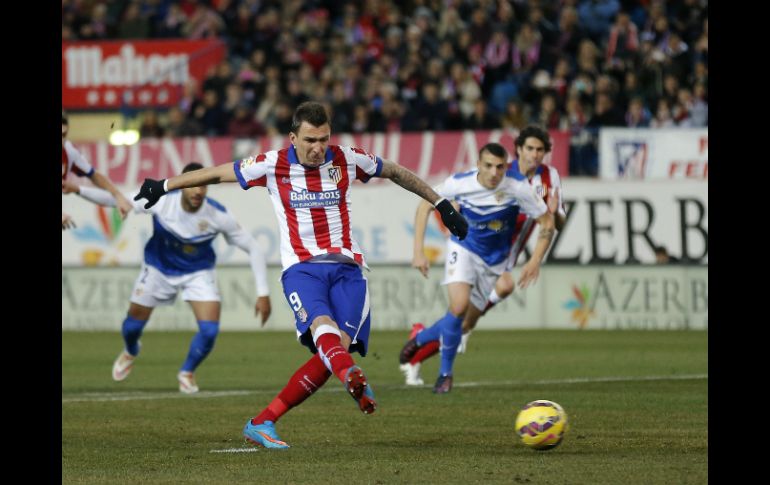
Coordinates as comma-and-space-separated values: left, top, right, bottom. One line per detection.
243, 420, 290, 449
433, 374, 453, 394
344, 365, 377, 414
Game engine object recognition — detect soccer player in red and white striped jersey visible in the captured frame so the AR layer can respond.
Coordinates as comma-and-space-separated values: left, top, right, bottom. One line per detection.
61, 111, 132, 228
134, 101, 468, 448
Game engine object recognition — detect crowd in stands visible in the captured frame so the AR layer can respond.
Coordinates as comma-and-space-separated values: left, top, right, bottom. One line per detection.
63, 0, 708, 175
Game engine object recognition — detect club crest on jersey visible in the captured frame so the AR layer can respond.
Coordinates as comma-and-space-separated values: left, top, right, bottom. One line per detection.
535, 185, 547, 198
240, 153, 265, 170
240, 156, 256, 170
297, 307, 308, 323
328, 166, 342, 184
198, 220, 209, 232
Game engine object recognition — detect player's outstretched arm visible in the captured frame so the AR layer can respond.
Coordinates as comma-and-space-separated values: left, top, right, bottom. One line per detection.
223, 221, 271, 326
90, 172, 133, 219
517, 211, 555, 289
548, 187, 566, 231
380, 160, 468, 240
135, 163, 237, 209
412, 199, 434, 278
64, 180, 119, 207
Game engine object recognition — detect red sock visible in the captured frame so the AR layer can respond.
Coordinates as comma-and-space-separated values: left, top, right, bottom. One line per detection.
316, 332, 356, 382
411, 340, 440, 364
251, 354, 331, 425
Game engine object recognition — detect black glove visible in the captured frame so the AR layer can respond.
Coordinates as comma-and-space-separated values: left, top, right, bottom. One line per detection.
435, 198, 468, 240
134, 178, 167, 209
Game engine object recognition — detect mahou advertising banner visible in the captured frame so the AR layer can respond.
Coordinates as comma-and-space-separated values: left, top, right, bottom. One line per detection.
62, 40, 225, 109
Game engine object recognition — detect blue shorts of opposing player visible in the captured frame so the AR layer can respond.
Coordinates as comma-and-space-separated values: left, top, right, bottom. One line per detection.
281, 262, 371, 357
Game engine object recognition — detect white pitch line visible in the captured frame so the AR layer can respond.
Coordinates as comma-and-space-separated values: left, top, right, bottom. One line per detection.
61, 390, 257, 403
62, 374, 706, 404
209, 448, 260, 454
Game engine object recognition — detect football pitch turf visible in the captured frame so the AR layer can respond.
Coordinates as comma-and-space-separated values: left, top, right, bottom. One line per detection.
63, 330, 707, 484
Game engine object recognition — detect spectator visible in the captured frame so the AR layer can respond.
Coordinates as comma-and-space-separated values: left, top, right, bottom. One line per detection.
403, 82, 449, 132
253, 81, 280, 129
436, 7, 466, 41
690, 83, 708, 127
330, 81, 354, 133
511, 23, 542, 80
500, 98, 529, 131
194, 89, 229, 136
182, 0, 225, 39
139, 110, 166, 138
606, 11, 639, 70
551, 6, 586, 61
625, 97, 651, 128
464, 99, 500, 130
118, 1, 150, 39
166, 106, 203, 137
534, 92, 562, 130
156, 2, 188, 38
301, 36, 327, 76
564, 95, 594, 176
351, 104, 375, 133
693, 18, 708, 65
227, 103, 266, 138
650, 99, 675, 128
588, 92, 625, 128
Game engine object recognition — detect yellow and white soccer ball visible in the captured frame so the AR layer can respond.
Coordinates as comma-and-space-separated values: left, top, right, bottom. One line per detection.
515, 400, 568, 450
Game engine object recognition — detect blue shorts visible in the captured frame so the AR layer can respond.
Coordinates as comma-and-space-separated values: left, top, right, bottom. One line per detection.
281, 262, 371, 357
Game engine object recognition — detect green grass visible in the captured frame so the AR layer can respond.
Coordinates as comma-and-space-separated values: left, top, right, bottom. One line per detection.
63, 330, 707, 484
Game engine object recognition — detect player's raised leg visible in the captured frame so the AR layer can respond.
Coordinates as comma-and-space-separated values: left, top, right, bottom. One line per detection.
112, 302, 152, 381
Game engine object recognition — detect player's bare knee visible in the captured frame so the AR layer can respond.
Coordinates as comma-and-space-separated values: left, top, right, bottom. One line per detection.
448, 302, 468, 317
310, 318, 351, 351
496, 279, 515, 298
127, 303, 152, 321
310, 315, 338, 332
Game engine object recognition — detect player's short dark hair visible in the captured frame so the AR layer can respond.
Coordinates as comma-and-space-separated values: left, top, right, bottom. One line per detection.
291, 101, 329, 133
479, 142, 508, 160
515, 126, 552, 152
62, 111, 68, 125
183, 162, 204, 173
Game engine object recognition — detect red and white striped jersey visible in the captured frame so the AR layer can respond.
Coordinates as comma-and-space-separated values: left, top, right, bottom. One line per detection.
509, 161, 566, 266
234, 144, 383, 270
62, 140, 94, 182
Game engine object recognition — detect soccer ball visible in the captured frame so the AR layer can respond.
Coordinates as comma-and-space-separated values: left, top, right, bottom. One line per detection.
514, 400, 568, 450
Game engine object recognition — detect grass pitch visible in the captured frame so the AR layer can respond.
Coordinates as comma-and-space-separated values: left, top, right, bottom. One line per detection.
63, 330, 707, 484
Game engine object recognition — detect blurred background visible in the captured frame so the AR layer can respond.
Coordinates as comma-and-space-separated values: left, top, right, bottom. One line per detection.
61, 0, 707, 332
